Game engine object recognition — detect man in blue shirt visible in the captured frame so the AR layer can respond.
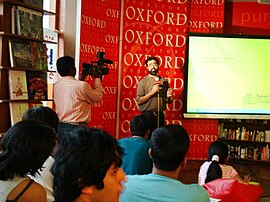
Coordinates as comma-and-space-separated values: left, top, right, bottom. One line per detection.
120, 124, 210, 202
118, 115, 152, 175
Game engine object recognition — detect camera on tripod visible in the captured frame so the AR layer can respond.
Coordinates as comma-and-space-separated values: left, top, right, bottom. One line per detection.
80, 52, 113, 81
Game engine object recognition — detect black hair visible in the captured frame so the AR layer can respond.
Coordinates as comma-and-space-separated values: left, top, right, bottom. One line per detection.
145, 56, 160, 67
0, 120, 56, 180
22, 106, 59, 132
52, 127, 123, 202
130, 115, 150, 137
56, 56, 75, 77
150, 124, 190, 171
205, 140, 229, 184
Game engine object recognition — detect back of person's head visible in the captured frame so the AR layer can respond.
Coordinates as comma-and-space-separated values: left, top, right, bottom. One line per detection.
0, 120, 56, 180
145, 56, 159, 67
56, 56, 75, 77
205, 140, 229, 184
52, 127, 123, 202
150, 124, 190, 171
22, 106, 59, 132
130, 115, 150, 137
208, 140, 229, 163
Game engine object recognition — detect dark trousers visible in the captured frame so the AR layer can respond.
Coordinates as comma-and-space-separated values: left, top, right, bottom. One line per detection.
141, 111, 165, 139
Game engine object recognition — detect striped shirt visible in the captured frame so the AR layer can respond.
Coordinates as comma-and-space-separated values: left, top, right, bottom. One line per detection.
54, 76, 103, 123
198, 161, 238, 185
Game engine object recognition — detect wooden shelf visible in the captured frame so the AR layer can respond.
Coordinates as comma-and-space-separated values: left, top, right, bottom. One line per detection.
0, 0, 55, 15
0, 32, 57, 44
0, 66, 56, 72
219, 138, 270, 145
0, 99, 54, 103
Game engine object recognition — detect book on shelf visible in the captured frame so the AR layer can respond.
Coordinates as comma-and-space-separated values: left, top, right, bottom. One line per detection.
11, 6, 17, 34
30, 42, 48, 70
9, 102, 29, 125
22, 0, 44, 9
29, 101, 43, 109
26, 71, 48, 100
9, 70, 28, 100
16, 6, 43, 39
9, 39, 32, 68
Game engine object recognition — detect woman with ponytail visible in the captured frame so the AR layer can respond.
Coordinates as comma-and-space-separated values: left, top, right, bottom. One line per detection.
198, 140, 250, 185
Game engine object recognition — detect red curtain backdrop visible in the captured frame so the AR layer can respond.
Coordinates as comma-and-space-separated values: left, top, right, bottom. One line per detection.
79, 0, 225, 159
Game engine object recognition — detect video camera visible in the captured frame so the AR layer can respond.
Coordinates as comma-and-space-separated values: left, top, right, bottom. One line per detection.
80, 52, 113, 81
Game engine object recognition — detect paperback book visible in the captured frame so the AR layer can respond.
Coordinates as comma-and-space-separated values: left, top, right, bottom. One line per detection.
26, 71, 48, 100
9, 70, 28, 100
9, 39, 32, 68
16, 6, 43, 39
9, 102, 29, 125
31, 42, 48, 70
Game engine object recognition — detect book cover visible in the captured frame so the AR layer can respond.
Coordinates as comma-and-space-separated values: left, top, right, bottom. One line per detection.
26, 72, 48, 100
16, 6, 43, 39
9, 39, 33, 68
9, 70, 28, 100
9, 102, 29, 125
22, 0, 44, 9
31, 42, 48, 70
29, 101, 43, 108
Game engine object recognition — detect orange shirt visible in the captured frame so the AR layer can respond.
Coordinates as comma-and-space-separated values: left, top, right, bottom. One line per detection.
54, 76, 103, 123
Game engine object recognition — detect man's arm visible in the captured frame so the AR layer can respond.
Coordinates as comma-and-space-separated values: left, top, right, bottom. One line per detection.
137, 84, 159, 105
83, 78, 104, 103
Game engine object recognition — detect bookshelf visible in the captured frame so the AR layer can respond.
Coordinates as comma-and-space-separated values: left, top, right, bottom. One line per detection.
218, 119, 270, 164
0, 0, 56, 134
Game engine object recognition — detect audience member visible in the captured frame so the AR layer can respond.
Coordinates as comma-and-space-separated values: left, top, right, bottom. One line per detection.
120, 124, 210, 202
0, 120, 56, 202
52, 127, 126, 202
198, 140, 250, 185
118, 115, 152, 175
22, 106, 59, 202
54, 56, 103, 144
22, 106, 59, 132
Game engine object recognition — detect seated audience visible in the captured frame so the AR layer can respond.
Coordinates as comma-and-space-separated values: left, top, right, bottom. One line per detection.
22, 106, 60, 202
118, 115, 152, 174
52, 127, 126, 202
0, 120, 56, 202
198, 140, 250, 185
120, 124, 210, 202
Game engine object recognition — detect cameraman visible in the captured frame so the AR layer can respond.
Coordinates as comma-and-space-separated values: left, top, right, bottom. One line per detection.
136, 56, 173, 138
54, 56, 103, 144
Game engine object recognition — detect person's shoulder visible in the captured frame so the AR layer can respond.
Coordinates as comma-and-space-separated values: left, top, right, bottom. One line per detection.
127, 174, 150, 180
139, 75, 150, 83
118, 137, 130, 143
201, 161, 211, 167
17, 180, 47, 202
184, 183, 210, 197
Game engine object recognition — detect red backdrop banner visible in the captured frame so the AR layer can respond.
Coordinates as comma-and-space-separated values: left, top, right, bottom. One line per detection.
231, 2, 270, 30
79, 0, 121, 135
117, 0, 224, 159
118, 0, 188, 139
79, 0, 224, 159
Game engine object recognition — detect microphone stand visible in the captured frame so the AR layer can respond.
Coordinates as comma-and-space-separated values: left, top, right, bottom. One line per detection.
157, 89, 160, 128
